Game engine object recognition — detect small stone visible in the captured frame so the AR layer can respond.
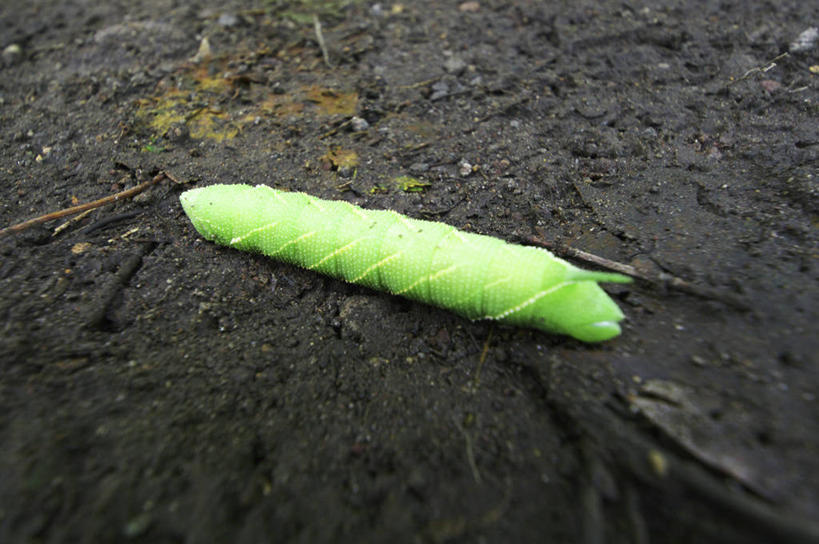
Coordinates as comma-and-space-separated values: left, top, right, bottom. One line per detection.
350, 116, 370, 131
459, 2, 480, 12
429, 81, 449, 101
166, 122, 189, 142
458, 159, 473, 177
2, 43, 22, 66
443, 55, 467, 75
759, 79, 781, 93
790, 27, 818, 53
218, 13, 239, 27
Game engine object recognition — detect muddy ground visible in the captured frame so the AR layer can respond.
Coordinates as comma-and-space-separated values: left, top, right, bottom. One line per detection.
1, 1, 818, 542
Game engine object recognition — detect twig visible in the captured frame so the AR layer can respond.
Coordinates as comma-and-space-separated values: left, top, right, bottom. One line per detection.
0, 172, 167, 238
728, 52, 789, 86
313, 15, 332, 68
53, 209, 94, 236
529, 229, 750, 311
319, 118, 352, 139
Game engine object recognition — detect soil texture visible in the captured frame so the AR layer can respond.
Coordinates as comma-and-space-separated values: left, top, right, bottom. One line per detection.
1, 1, 818, 542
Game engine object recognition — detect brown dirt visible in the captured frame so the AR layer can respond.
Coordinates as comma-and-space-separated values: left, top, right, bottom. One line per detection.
1, 1, 817, 542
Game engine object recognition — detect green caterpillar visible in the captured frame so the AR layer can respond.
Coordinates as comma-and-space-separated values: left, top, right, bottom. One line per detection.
180, 184, 630, 342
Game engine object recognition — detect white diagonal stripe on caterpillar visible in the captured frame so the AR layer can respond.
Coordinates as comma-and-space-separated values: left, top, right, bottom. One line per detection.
230, 221, 280, 246
393, 275, 425, 295
394, 264, 456, 295
427, 264, 457, 282
255, 184, 287, 205
343, 201, 369, 220
491, 281, 575, 320
306, 239, 361, 270
482, 276, 513, 292
351, 252, 403, 283
269, 231, 317, 257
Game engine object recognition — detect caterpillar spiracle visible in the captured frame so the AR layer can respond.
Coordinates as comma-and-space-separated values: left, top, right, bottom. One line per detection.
180, 184, 630, 342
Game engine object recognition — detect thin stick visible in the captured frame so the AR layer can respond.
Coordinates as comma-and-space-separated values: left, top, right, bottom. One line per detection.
729, 52, 789, 86
319, 118, 352, 139
529, 229, 750, 311
473, 327, 493, 389
313, 15, 332, 68
52, 208, 94, 236
0, 172, 166, 238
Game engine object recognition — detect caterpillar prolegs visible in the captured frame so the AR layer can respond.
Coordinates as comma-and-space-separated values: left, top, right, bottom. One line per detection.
180, 184, 630, 342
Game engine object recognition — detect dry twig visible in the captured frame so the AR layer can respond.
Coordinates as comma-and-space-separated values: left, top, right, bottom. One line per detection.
313, 15, 332, 68
0, 172, 169, 238
529, 229, 750, 311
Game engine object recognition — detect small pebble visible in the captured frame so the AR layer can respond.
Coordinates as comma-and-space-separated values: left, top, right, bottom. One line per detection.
429, 81, 449, 101
350, 116, 369, 131
759, 79, 781, 93
218, 13, 239, 27
790, 27, 818, 53
443, 55, 467, 75
2, 43, 22, 66
458, 160, 472, 177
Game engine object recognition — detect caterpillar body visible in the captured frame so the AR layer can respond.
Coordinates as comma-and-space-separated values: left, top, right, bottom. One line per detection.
180, 184, 630, 342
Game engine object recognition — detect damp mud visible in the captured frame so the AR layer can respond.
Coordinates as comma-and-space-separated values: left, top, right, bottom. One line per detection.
1, 1, 817, 542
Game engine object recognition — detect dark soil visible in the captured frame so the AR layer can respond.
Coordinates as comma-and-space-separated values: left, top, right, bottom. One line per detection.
1, 1, 818, 542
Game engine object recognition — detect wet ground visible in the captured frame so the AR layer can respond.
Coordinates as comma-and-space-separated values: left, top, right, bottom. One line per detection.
1, 1, 818, 542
